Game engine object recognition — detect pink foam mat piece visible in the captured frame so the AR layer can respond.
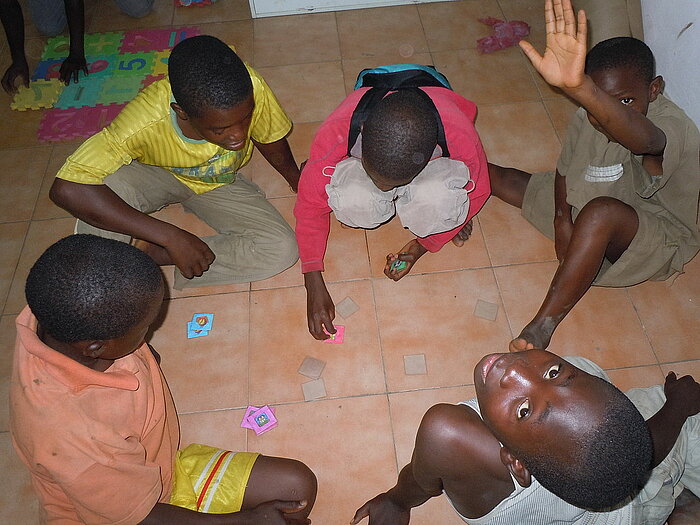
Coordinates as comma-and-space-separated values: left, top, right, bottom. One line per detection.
38, 104, 126, 142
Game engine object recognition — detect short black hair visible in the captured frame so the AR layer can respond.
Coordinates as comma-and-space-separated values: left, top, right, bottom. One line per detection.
585, 37, 655, 83
509, 377, 653, 510
362, 89, 438, 183
168, 35, 253, 118
25, 235, 163, 343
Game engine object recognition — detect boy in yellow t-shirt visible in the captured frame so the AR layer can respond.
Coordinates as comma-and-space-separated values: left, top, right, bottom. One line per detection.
50, 35, 301, 289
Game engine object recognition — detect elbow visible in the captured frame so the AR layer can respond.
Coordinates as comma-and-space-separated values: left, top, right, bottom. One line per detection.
48, 179, 69, 207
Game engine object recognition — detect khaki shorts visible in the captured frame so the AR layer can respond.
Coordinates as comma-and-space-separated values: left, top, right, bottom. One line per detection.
521, 171, 685, 287
170, 444, 259, 513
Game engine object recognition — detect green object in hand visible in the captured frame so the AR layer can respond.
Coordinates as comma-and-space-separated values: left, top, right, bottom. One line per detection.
390, 259, 408, 272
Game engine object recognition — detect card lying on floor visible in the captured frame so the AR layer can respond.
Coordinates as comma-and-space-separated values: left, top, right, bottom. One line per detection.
323, 325, 345, 344
186, 313, 214, 338
241, 405, 278, 435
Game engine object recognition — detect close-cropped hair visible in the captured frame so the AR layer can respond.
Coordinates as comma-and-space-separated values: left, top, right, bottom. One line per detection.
362, 89, 438, 183
508, 377, 653, 510
585, 36, 656, 83
168, 35, 253, 118
25, 234, 163, 343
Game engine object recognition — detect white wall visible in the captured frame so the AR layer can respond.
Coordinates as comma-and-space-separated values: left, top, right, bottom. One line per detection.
641, 0, 699, 126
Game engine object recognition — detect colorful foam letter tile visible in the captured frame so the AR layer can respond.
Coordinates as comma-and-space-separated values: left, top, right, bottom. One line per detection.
11, 79, 64, 111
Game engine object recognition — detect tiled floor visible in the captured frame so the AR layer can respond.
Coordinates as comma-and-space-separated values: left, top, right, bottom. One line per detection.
1, 0, 699, 523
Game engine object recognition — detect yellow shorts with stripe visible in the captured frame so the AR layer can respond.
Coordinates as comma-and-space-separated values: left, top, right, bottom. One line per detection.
170, 444, 260, 513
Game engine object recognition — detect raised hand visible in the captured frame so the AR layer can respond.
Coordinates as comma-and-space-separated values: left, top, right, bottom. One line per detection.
518, 0, 587, 91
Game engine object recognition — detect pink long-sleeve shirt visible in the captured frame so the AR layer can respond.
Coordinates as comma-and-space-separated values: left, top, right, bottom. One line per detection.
294, 87, 491, 274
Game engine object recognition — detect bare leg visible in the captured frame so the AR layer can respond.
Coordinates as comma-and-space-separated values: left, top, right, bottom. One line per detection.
242, 455, 317, 521
488, 163, 532, 209
510, 197, 639, 350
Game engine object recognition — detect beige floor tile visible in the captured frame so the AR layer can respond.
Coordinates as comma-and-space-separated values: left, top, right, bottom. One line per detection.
0, 432, 42, 524
249, 280, 385, 404
178, 408, 249, 452
476, 101, 561, 172
375, 269, 511, 391
309, 215, 372, 283
606, 365, 665, 392
151, 293, 250, 412
248, 395, 397, 525
0, 315, 18, 432
478, 197, 556, 266
661, 360, 700, 379
197, 20, 254, 63
365, 214, 492, 279
433, 47, 540, 105
627, 256, 700, 363
336, 5, 428, 60
172, 0, 251, 26
253, 12, 340, 68
418, 0, 504, 52
89, 0, 174, 32
0, 101, 47, 147
497, 0, 547, 53
543, 95, 580, 141
495, 261, 658, 368
341, 51, 433, 94
3, 217, 75, 315
0, 222, 29, 313
256, 61, 346, 124
33, 143, 78, 220
0, 147, 52, 222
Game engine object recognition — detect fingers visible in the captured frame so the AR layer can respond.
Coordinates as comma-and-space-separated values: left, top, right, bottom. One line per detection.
544, 0, 555, 35
309, 311, 334, 340
562, 0, 577, 37
576, 8, 588, 46
518, 40, 543, 70
351, 504, 369, 524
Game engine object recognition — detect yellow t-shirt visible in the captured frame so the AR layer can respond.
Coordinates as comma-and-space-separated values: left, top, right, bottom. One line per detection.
56, 65, 292, 194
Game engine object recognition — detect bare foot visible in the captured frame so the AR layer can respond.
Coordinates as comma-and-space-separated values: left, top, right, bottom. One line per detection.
452, 220, 474, 247
132, 239, 172, 266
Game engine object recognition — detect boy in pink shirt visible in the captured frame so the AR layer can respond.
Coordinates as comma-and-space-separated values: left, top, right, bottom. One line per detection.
295, 83, 491, 340
10, 234, 316, 524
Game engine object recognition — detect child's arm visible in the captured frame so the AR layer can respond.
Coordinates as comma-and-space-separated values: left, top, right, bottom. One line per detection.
50, 179, 215, 279
0, 0, 29, 94
59, 0, 88, 85
253, 137, 301, 193
520, 0, 666, 156
553, 169, 573, 261
646, 372, 700, 468
139, 500, 309, 524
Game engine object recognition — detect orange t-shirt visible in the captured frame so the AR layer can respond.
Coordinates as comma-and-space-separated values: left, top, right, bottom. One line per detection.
10, 307, 180, 524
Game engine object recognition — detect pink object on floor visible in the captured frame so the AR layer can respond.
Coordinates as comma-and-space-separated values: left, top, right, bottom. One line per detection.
477, 18, 530, 54
323, 325, 345, 344
37, 103, 125, 142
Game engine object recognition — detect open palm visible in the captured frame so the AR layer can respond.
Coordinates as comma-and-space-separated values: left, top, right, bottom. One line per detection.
519, 0, 587, 91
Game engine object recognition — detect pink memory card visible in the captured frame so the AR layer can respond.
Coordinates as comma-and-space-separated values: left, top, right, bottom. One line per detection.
245, 405, 278, 435
240, 405, 276, 430
323, 325, 345, 344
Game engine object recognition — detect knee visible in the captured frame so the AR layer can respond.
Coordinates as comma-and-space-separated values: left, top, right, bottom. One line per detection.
578, 196, 627, 224
284, 459, 318, 507
113, 0, 154, 18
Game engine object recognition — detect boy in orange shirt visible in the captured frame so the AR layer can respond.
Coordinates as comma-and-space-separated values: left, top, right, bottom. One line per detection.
10, 234, 316, 524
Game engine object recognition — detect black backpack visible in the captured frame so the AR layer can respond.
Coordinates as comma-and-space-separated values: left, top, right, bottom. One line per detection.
348, 64, 453, 157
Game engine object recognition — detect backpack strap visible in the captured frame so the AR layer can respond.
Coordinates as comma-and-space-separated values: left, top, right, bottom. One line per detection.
347, 85, 450, 158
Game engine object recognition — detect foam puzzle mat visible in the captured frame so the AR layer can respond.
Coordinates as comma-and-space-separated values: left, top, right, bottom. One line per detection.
14, 27, 201, 142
